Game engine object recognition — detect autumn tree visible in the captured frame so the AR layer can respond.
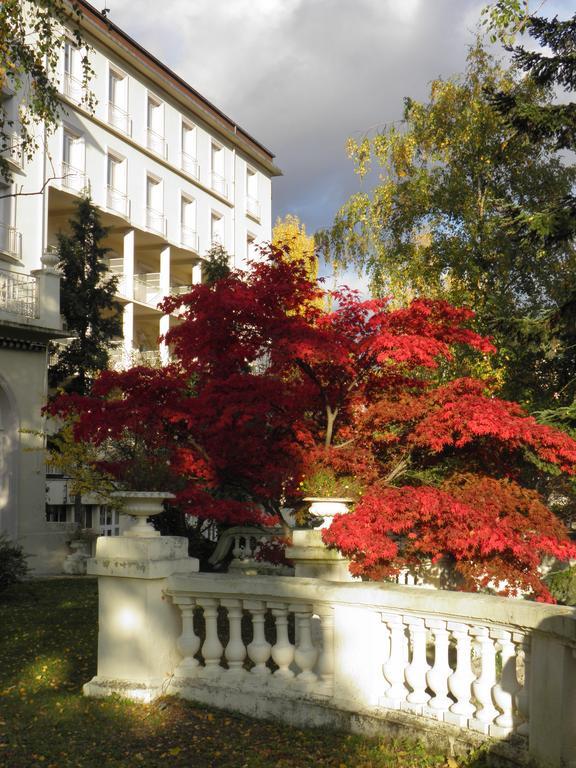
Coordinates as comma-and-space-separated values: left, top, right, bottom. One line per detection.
48, 247, 576, 600
49, 196, 122, 395
273, 214, 317, 281
0, 1, 94, 187
318, 43, 576, 407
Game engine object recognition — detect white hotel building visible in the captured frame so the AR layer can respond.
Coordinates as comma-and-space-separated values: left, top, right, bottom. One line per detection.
0, 0, 280, 571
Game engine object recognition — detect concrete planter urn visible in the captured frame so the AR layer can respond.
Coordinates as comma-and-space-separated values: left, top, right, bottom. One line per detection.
303, 497, 354, 530
112, 490, 175, 538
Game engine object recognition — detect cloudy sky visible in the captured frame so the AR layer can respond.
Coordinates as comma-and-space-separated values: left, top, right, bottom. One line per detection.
105, 0, 572, 248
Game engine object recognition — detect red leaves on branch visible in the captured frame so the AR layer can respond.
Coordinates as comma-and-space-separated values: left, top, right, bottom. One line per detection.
48, 246, 576, 596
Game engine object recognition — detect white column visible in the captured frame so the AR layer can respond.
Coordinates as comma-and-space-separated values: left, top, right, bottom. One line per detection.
382, 613, 408, 708
293, 605, 318, 683
470, 626, 499, 733
245, 600, 271, 675
197, 598, 223, 676
122, 229, 135, 366
221, 599, 246, 677
425, 619, 452, 717
447, 622, 476, 725
269, 603, 294, 679
192, 262, 202, 285
159, 245, 171, 365
405, 616, 430, 709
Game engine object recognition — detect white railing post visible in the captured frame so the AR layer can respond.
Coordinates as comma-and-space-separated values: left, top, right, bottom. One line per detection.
491, 629, 519, 735
469, 626, 499, 734
197, 598, 223, 676
381, 613, 409, 708
315, 605, 335, 691
425, 618, 452, 717
446, 622, 475, 725
269, 603, 294, 679
404, 616, 430, 710
221, 598, 246, 677
173, 596, 200, 678
245, 600, 272, 675
292, 605, 318, 683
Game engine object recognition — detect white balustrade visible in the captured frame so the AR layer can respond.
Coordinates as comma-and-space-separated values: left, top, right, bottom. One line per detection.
162, 573, 576, 766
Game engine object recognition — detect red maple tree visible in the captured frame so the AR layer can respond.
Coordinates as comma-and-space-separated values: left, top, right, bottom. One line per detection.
48, 246, 576, 599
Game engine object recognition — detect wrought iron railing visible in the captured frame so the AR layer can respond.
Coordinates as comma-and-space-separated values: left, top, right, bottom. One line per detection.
0, 222, 22, 260
106, 186, 130, 218
146, 207, 166, 236
108, 102, 132, 136
180, 225, 199, 252
61, 162, 89, 194
181, 151, 199, 180
0, 266, 38, 318
147, 128, 167, 159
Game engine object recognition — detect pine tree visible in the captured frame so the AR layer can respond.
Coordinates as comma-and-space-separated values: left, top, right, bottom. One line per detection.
49, 196, 122, 395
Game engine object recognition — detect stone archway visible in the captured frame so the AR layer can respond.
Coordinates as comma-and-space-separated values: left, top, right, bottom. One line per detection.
0, 380, 18, 541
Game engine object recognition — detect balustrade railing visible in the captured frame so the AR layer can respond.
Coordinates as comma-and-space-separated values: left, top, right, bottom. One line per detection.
63, 72, 84, 104
147, 128, 167, 159
0, 265, 38, 318
62, 162, 89, 194
208, 525, 290, 575
164, 572, 576, 760
210, 171, 228, 198
2, 132, 23, 169
145, 206, 166, 236
180, 225, 199, 252
0, 222, 22, 261
181, 151, 199, 180
106, 186, 130, 218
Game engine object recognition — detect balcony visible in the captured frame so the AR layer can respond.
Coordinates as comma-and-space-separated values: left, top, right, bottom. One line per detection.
108, 102, 132, 136
147, 128, 167, 159
0, 266, 38, 319
0, 222, 22, 261
146, 206, 166, 237
181, 151, 199, 180
246, 195, 261, 221
61, 162, 89, 195
133, 273, 162, 306
107, 186, 130, 218
63, 72, 84, 104
180, 225, 199, 252
211, 171, 228, 198
1, 132, 23, 170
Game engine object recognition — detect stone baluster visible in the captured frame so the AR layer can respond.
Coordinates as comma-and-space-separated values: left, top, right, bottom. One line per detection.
269, 603, 294, 679
470, 626, 499, 733
516, 634, 530, 736
315, 605, 335, 690
245, 600, 272, 675
381, 613, 408, 708
425, 618, 452, 716
492, 629, 520, 734
447, 622, 476, 724
221, 599, 246, 677
197, 598, 223, 675
245, 537, 255, 559
292, 604, 318, 683
232, 536, 243, 560
174, 596, 201, 678
405, 616, 430, 707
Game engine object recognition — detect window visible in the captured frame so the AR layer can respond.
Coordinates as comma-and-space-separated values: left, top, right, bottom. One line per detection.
100, 507, 120, 536
106, 152, 129, 217
246, 233, 257, 261
108, 67, 130, 135
245, 167, 260, 220
63, 40, 83, 103
62, 129, 86, 193
181, 120, 199, 179
146, 95, 166, 157
211, 211, 224, 246
180, 196, 198, 251
146, 175, 165, 235
210, 143, 227, 197
46, 505, 68, 523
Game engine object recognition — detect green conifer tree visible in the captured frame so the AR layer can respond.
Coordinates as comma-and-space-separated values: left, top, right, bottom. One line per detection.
49, 196, 122, 395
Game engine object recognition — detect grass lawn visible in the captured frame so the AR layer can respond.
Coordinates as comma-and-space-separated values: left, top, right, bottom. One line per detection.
0, 578, 488, 768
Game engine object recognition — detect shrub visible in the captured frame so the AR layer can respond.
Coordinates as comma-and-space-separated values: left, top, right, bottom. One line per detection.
0, 534, 29, 592
545, 566, 576, 605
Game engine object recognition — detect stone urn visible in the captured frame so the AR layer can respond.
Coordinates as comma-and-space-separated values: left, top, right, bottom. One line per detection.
304, 497, 355, 529
112, 490, 175, 537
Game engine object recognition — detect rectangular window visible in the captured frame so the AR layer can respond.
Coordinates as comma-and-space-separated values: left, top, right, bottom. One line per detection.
146, 95, 166, 157
62, 129, 85, 193
245, 167, 260, 220
63, 40, 83, 103
106, 152, 129, 217
146, 175, 165, 234
181, 120, 199, 179
211, 211, 224, 246
100, 507, 120, 536
108, 68, 130, 135
210, 143, 227, 197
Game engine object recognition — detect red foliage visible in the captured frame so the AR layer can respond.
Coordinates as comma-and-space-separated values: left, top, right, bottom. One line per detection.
48, 246, 576, 598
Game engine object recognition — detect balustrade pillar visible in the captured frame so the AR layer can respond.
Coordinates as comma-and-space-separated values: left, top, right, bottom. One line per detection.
516, 635, 530, 737
425, 619, 452, 716
447, 622, 476, 725
245, 600, 272, 675
174, 597, 200, 678
269, 603, 294, 679
292, 604, 318, 683
197, 598, 223, 675
315, 605, 335, 690
405, 617, 430, 708
492, 629, 519, 735
469, 627, 499, 733
381, 613, 408, 708
221, 599, 246, 676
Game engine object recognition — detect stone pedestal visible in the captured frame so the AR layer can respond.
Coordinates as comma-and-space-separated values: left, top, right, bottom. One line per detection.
83, 534, 198, 702
286, 530, 357, 581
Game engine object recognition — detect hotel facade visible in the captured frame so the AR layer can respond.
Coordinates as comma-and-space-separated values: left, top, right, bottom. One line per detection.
0, 0, 280, 571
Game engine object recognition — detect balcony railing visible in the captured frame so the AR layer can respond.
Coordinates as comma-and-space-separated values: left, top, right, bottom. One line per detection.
246, 195, 261, 221
108, 102, 132, 136
147, 128, 167, 159
63, 72, 84, 104
180, 225, 199, 252
61, 162, 89, 194
1, 132, 23, 169
133, 273, 162, 306
0, 222, 22, 261
181, 151, 199, 180
107, 186, 130, 218
211, 171, 228, 198
0, 265, 38, 319
146, 206, 166, 237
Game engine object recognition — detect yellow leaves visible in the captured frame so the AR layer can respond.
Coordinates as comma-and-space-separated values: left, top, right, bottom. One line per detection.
168, 746, 182, 756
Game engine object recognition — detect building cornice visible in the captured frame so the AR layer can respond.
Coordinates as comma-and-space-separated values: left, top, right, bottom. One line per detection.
71, 0, 282, 177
